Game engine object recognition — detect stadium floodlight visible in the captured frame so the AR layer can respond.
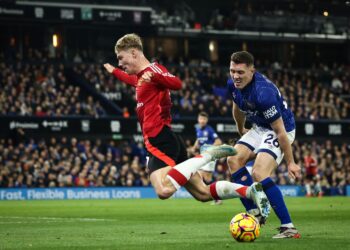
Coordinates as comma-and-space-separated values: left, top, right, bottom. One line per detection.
52, 34, 58, 48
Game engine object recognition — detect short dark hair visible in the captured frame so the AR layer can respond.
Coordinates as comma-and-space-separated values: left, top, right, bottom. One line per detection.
230, 51, 254, 66
198, 111, 209, 118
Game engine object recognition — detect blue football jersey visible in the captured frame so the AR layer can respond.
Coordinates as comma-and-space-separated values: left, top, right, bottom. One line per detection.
195, 125, 219, 147
227, 72, 295, 132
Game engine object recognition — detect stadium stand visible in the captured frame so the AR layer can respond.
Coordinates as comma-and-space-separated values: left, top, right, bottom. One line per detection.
0, 58, 107, 117
0, 136, 348, 196
0, 0, 349, 197
73, 61, 350, 119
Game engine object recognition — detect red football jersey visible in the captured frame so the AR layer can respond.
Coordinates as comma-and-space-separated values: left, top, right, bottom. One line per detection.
112, 62, 182, 138
304, 155, 318, 176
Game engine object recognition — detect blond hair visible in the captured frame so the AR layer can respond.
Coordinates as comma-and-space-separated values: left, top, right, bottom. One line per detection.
115, 33, 143, 53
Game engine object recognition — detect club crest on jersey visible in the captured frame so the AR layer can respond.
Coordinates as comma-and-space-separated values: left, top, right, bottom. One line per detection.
243, 100, 255, 110
263, 106, 278, 119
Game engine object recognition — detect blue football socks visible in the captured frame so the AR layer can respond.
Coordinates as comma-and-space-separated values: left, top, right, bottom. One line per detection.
261, 177, 293, 225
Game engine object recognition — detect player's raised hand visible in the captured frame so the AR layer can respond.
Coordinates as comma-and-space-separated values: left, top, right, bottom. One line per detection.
141, 71, 154, 82
287, 162, 301, 180
103, 63, 115, 74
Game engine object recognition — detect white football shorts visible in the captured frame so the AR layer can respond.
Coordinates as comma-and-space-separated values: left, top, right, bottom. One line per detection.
237, 125, 295, 165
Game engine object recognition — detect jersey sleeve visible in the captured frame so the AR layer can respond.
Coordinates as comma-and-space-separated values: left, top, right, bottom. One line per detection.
257, 87, 282, 123
112, 68, 137, 87
145, 63, 181, 90
151, 72, 182, 90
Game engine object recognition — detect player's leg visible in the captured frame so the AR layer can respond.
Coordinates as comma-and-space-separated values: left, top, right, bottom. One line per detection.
146, 126, 237, 199
149, 166, 177, 199
149, 152, 225, 200
198, 169, 213, 184
305, 177, 313, 197
254, 130, 300, 239
314, 175, 323, 197
184, 170, 270, 215
227, 142, 258, 214
183, 172, 270, 219
198, 161, 222, 204
165, 144, 236, 190
170, 134, 268, 215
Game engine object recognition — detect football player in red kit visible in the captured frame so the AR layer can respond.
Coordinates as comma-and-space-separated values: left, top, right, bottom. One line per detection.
304, 149, 322, 197
103, 33, 270, 218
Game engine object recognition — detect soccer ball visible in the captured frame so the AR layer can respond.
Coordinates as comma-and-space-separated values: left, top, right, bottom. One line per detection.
229, 213, 260, 242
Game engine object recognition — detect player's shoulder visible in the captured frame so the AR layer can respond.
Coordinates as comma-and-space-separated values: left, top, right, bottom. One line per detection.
254, 72, 275, 87
227, 78, 235, 90
205, 125, 215, 131
255, 86, 278, 107
254, 73, 277, 94
148, 62, 168, 73
227, 78, 234, 86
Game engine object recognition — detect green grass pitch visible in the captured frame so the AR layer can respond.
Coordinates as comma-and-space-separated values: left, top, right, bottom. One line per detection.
0, 197, 349, 250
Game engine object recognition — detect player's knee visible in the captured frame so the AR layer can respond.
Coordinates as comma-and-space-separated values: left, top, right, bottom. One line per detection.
251, 168, 268, 182
202, 175, 212, 184
227, 155, 245, 172
156, 188, 174, 200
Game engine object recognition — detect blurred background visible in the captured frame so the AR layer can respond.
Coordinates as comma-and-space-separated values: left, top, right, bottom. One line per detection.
0, 0, 349, 197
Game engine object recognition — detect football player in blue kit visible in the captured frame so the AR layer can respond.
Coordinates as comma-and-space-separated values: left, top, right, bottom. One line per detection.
192, 112, 223, 204
226, 51, 301, 239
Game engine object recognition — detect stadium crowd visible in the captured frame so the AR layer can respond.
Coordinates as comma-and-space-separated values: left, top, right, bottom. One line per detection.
0, 136, 148, 188
0, 58, 106, 117
1, 48, 349, 196
0, 136, 348, 196
151, 0, 349, 34
2, 47, 349, 120
74, 61, 350, 120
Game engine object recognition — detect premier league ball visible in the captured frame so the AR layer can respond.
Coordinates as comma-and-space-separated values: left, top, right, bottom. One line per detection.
229, 213, 260, 242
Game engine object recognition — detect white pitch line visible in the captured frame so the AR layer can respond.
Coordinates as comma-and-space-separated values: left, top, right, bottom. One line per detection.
0, 216, 117, 222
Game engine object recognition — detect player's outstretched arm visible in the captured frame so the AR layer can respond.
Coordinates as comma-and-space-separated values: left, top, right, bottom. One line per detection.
270, 118, 301, 180
103, 63, 137, 87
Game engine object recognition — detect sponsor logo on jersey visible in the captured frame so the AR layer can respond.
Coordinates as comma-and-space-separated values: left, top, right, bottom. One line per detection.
199, 138, 209, 144
246, 101, 255, 109
263, 106, 278, 119
244, 110, 258, 117
136, 102, 144, 108
243, 100, 255, 110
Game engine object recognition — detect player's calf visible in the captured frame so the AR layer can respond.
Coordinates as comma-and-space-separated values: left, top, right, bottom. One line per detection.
167, 144, 237, 190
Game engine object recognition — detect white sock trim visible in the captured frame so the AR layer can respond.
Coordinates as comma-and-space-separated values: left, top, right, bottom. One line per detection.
281, 223, 294, 228
166, 175, 181, 191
